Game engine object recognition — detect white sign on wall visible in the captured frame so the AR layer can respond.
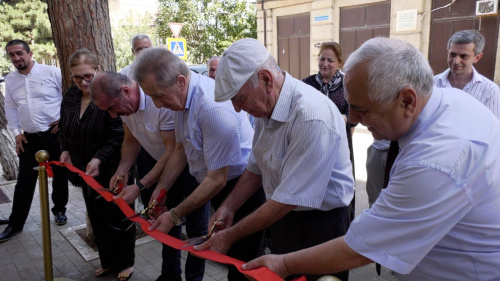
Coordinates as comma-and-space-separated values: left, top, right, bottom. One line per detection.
396, 9, 418, 32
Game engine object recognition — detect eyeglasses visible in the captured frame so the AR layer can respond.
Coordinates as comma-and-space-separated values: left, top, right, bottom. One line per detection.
71, 69, 97, 83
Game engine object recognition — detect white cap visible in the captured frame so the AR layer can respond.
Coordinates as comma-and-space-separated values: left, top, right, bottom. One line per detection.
214, 38, 270, 102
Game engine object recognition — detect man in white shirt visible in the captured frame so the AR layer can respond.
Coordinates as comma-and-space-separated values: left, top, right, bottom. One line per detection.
434, 29, 500, 118
1, 40, 69, 242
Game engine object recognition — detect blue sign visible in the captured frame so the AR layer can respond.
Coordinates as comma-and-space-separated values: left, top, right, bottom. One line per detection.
167, 38, 187, 60
314, 15, 329, 22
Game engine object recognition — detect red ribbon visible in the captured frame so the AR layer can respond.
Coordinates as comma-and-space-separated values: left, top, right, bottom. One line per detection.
39, 162, 54, 177
44, 161, 303, 281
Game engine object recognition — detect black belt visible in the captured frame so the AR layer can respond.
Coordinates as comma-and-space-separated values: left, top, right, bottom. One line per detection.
24, 130, 52, 137
24, 125, 57, 137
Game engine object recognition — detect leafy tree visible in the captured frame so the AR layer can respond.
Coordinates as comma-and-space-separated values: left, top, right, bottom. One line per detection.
112, 11, 158, 71
0, 0, 56, 75
156, 0, 256, 64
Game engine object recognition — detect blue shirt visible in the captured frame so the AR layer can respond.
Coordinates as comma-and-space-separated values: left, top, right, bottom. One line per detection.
246, 73, 354, 211
345, 87, 500, 280
175, 72, 254, 183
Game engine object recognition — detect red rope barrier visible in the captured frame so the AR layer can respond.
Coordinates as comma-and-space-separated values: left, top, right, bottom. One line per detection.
45, 161, 300, 281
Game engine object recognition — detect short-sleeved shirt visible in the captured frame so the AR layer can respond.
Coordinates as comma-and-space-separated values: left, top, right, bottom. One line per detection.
434, 67, 500, 119
4, 62, 62, 135
120, 87, 174, 160
175, 71, 254, 183
246, 72, 354, 211
345, 87, 500, 280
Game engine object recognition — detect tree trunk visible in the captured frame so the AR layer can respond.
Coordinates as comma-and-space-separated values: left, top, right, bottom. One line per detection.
46, 0, 116, 241
0, 91, 19, 181
45, 0, 116, 92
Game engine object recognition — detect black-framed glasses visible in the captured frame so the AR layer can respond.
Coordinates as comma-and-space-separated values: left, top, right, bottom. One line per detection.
71, 69, 97, 83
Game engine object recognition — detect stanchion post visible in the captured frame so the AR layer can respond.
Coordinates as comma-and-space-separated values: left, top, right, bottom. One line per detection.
35, 150, 54, 281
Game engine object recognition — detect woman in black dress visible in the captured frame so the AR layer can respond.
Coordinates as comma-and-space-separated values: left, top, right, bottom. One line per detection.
58, 49, 135, 280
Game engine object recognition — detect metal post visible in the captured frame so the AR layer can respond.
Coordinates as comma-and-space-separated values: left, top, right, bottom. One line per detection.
35, 150, 54, 281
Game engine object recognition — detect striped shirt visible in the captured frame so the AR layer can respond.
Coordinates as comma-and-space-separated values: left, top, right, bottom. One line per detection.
246, 72, 354, 211
175, 71, 254, 183
434, 67, 500, 119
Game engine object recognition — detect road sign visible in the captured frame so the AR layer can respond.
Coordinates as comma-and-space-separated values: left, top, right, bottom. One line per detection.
167, 38, 187, 60
168, 23, 183, 38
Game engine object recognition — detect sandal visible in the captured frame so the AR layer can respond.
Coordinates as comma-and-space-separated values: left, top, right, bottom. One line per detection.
95, 266, 111, 277
118, 267, 134, 281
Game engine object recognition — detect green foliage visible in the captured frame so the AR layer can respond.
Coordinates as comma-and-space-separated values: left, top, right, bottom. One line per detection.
0, 0, 56, 75
156, 0, 257, 64
111, 11, 158, 71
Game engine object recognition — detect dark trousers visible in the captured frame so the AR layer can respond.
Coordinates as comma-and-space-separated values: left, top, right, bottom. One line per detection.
137, 148, 208, 281
9, 131, 68, 229
270, 207, 351, 281
211, 177, 266, 281
83, 171, 136, 271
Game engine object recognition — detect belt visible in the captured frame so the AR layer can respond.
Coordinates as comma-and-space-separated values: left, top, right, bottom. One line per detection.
24, 129, 53, 137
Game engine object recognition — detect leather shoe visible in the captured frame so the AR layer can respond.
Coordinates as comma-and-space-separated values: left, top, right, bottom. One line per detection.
54, 212, 67, 225
0, 216, 8, 225
0, 226, 22, 242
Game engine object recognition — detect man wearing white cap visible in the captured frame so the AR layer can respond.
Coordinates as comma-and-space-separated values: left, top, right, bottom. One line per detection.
195, 38, 355, 281
131, 47, 266, 281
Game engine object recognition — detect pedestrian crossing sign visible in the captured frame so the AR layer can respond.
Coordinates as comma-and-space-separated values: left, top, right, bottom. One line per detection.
167, 38, 187, 60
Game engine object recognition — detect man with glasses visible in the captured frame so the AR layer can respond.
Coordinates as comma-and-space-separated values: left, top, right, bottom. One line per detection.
1, 39, 69, 242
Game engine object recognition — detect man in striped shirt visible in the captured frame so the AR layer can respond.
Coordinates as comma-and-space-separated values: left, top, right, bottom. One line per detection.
434, 29, 500, 118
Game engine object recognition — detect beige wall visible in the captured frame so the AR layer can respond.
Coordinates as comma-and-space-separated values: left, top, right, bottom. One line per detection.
256, 0, 500, 84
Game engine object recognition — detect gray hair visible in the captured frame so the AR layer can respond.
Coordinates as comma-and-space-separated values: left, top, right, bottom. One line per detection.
207, 55, 220, 68
91, 71, 132, 99
131, 34, 153, 49
447, 30, 485, 55
133, 47, 190, 88
247, 56, 281, 89
343, 37, 434, 105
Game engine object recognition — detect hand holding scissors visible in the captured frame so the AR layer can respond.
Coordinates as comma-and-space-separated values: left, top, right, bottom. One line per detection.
122, 189, 167, 230
183, 219, 225, 247
95, 175, 124, 199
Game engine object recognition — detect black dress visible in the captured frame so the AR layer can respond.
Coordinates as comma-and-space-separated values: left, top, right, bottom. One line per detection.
59, 85, 135, 272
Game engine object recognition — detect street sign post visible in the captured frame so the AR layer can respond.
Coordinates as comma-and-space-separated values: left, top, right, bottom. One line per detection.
167, 38, 187, 60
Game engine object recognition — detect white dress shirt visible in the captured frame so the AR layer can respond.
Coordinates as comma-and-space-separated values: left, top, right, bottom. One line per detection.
4, 61, 62, 136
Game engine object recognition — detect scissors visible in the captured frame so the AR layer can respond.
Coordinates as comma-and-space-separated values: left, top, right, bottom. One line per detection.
183, 219, 224, 247
123, 189, 167, 230
95, 175, 124, 199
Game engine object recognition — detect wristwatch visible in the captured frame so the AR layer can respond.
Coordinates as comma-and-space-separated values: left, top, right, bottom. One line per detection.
170, 209, 183, 226
136, 180, 147, 191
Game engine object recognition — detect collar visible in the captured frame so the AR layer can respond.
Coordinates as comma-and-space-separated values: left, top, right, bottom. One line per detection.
184, 71, 199, 110
269, 72, 292, 123
399, 87, 441, 149
438, 66, 483, 87
137, 86, 146, 112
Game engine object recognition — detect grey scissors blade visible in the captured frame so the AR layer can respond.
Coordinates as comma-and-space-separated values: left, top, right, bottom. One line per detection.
182, 237, 204, 247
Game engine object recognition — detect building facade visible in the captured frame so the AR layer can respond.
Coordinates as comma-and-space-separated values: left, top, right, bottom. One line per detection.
256, 0, 500, 83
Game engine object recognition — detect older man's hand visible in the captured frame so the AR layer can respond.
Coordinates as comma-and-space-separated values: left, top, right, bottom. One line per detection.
115, 184, 140, 205
242, 254, 289, 278
193, 228, 233, 255
148, 211, 175, 234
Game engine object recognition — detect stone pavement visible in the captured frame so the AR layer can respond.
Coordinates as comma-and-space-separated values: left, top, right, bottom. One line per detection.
0, 126, 397, 281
